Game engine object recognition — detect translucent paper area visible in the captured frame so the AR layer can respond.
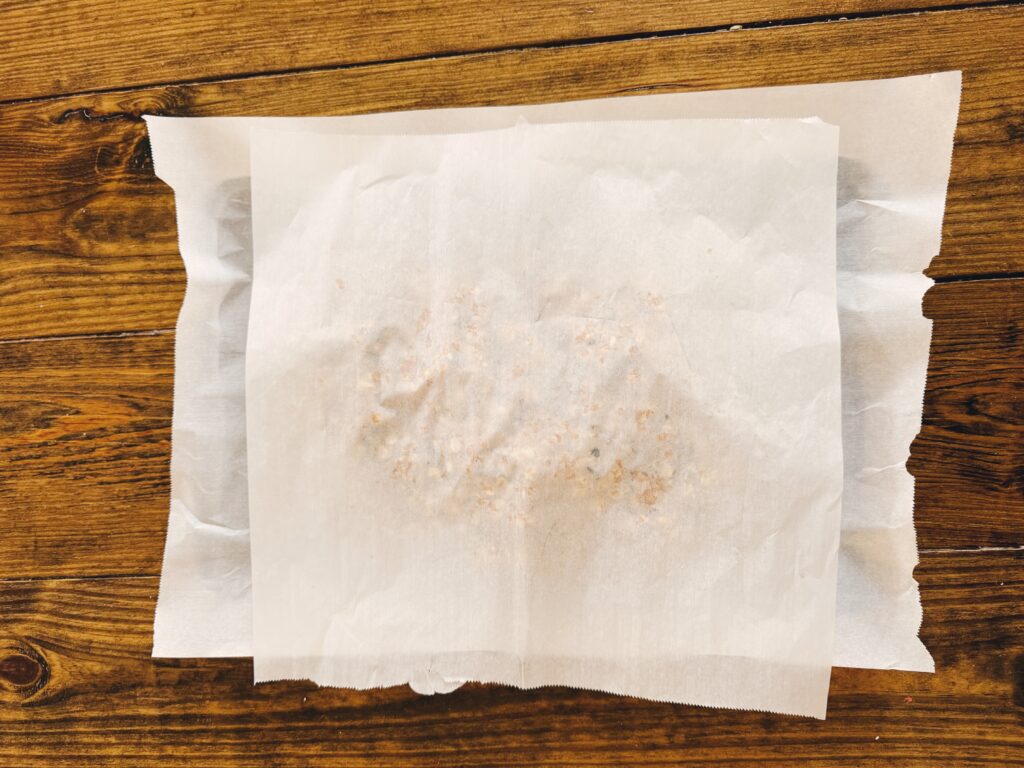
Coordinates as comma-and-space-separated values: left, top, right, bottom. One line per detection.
145, 72, 960, 672
244, 119, 843, 718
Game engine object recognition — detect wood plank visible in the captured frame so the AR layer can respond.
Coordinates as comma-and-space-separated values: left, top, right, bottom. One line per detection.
914, 277, 1024, 549
1, 278, 1020, 579
0, 0, 984, 104
0, 332, 173, 579
0, 550, 1020, 766
3, 7, 1024, 342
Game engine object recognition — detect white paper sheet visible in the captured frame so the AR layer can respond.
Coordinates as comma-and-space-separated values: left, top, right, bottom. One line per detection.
246, 119, 843, 718
145, 71, 960, 671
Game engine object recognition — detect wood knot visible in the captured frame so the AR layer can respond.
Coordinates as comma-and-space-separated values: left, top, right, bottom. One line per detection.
53, 107, 144, 125
0, 654, 41, 687
0, 645, 49, 697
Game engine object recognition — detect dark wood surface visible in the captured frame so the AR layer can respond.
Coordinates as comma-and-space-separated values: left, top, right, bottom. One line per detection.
1, 2, 1022, 765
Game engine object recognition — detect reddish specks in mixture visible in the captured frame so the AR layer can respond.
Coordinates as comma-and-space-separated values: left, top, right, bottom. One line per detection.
630, 468, 667, 506
635, 409, 654, 430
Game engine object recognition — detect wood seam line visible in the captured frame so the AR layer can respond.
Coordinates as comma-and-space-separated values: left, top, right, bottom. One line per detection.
931, 270, 1024, 284
2, 0, 1022, 108
0, 329, 175, 347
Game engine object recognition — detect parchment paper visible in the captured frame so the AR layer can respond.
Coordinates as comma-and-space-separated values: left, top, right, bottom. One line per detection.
246, 119, 843, 718
145, 71, 960, 671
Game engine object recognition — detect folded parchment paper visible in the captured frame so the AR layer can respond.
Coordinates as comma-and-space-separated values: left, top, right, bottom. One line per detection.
246, 119, 843, 717
146, 72, 960, 671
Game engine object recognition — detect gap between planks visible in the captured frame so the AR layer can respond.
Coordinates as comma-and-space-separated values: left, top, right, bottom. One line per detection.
1, 0, 1021, 109
0, 328, 174, 346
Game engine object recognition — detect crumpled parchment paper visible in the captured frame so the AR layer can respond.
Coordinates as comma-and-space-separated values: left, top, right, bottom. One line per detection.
245, 118, 843, 718
145, 72, 959, 674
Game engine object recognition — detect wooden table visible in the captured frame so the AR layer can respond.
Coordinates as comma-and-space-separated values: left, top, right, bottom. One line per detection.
1, 2, 1022, 765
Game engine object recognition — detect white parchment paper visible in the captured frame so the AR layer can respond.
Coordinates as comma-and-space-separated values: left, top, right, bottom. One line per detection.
246, 119, 843, 718
145, 72, 960, 671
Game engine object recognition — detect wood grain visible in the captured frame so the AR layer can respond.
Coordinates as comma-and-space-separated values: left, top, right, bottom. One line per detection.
0, 0, 986, 104
0, 549, 1020, 766
0, 332, 173, 579
0, 333, 173, 581
0, 278, 1019, 580
2, 6, 1024, 342
913, 277, 1024, 549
